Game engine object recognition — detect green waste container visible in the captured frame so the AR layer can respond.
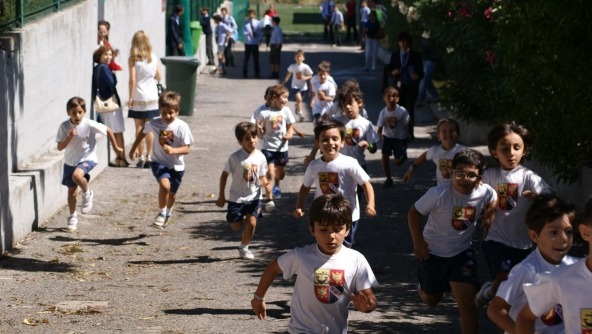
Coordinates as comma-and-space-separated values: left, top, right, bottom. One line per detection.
160, 57, 200, 116
190, 21, 202, 55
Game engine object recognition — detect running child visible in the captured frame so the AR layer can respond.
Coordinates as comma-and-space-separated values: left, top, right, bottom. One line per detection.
252, 194, 378, 333
216, 122, 272, 260
56, 96, 122, 232
282, 50, 314, 122
129, 91, 194, 228
310, 61, 336, 124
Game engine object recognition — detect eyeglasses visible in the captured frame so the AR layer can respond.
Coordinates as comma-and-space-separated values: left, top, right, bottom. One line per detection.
453, 170, 480, 181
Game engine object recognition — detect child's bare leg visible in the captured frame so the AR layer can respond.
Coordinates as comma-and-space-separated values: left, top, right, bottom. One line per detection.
450, 282, 478, 334
295, 92, 302, 114
241, 214, 257, 246
144, 119, 154, 159
167, 192, 176, 210
72, 168, 89, 193
266, 163, 276, 200
275, 165, 285, 188
67, 186, 78, 215
158, 178, 171, 209
418, 287, 442, 307
381, 154, 392, 180
133, 119, 145, 156
230, 221, 244, 232
114, 132, 126, 159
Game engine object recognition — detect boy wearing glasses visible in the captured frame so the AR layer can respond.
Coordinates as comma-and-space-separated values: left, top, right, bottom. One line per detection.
407, 148, 497, 334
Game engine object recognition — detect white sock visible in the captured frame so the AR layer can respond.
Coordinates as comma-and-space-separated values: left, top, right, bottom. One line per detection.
166, 207, 173, 216
160, 208, 167, 215
69, 212, 77, 218
84, 190, 91, 198
240, 244, 249, 250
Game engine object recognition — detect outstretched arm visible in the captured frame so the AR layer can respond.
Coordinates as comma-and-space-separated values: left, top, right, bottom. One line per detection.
216, 171, 229, 208
251, 259, 283, 320
360, 181, 376, 217
350, 287, 377, 313
129, 128, 147, 160
293, 184, 311, 218
408, 205, 429, 261
403, 151, 428, 182
106, 128, 123, 156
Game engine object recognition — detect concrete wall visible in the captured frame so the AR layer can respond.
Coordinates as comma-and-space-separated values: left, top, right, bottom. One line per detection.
0, 0, 165, 253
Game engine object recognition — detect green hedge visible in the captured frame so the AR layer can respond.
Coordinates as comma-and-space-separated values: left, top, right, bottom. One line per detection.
386, 0, 592, 182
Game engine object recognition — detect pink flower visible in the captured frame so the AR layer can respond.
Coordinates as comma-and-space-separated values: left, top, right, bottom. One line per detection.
484, 7, 494, 20
486, 49, 496, 64
448, 11, 453, 18
457, 2, 472, 18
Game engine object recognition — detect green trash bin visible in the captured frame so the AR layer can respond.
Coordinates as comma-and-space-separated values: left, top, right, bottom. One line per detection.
160, 57, 200, 116
190, 21, 202, 54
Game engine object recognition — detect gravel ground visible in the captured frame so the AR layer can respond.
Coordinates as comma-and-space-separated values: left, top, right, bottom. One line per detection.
0, 40, 498, 334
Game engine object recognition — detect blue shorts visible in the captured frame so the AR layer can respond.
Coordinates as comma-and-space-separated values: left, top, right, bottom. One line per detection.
417, 247, 479, 295
150, 162, 185, 194
382, 136, 408, 160
128, 109, 160, 120
262, 149, 289, 167
290, 87, 307, 99
62, 161, 96, 188
482, 240, 532, 278
226, 200, 261, 223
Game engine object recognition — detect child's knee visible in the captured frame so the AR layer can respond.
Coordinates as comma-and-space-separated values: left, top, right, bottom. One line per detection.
230, 221, 243, 231
159, 178, 172, 191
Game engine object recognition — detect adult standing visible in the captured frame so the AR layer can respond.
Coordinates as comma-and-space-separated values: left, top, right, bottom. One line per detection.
344, 0, 358, 42
418, 36, 439, 104
242, 9, 262, 78
221, 7, 238, 67
166, 4, 185, 56
388, 31, 424, 140
364, 11, 380, 72
92, 45, 128, 167
200, 6, 215, 66
321, 0, 335, 42
359, 0, 371, 49
128, 31, 162, 168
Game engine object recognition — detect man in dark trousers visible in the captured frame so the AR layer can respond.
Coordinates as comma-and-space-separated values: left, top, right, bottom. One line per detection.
386, 31, 423, 140
242, 9, 262, 78
200, 6, 215, 65
167, 4, 185, 56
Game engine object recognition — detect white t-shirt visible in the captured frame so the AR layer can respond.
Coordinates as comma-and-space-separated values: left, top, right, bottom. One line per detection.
483, 165, 551, 249
286, 63, 313, 91
425, 143, 466, 186
312, 80, 336, 116
223, 148, 268, 203
523, 260, 592, 334
131, 52, 159, 111
414, 182, 497, 257
334, 115, 378, 166
360, 6, 371, 23
215, 22, 231, 46
376, 105, 409, 139
326, 103, 369, 120
250, 105, 295, 152
496, 248, 577, 334
144, 117, 194, 171
303, 154, 370, 221
56, 118, 107, 166
278, 243, 378, 334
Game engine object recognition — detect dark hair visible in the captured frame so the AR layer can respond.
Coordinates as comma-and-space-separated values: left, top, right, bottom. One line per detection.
159, 91, 181, 111
266, 84, 288, 101
93, 44, 113, 63
451, 148, 486, 175
66, 96, 86, 112
487, 122, 534, 155
272, 16, 280, 24
382, 86, 399, 100
317, 61, 331, 73
525, 193, 577, 235
397, 31, 413, 45
213, 14, 222, 21
235, 122, 258, 141
314, 119, 345, 141
338, 86, 363, 111
98, 20, 110, 30
295, 50, 305, 57
309, 194, 353, 230
174, 4, 184, 14
247, 9, 256, 15
201, 6, 209, 12
436, 118, 461, 137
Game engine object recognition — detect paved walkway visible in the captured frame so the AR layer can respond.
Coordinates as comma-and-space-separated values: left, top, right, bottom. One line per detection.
0, 40, 497, 333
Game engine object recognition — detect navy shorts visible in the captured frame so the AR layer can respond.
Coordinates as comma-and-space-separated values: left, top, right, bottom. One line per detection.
150, 162, 185, 194
382, 136, 408, 161
226, 200, 261, 223
128, 109, 160, 120
262, 149, 289, 167
62, 161, 96, 188
482, 240, 532, 278
290, 87, 307, 99
417, 247, 479, 295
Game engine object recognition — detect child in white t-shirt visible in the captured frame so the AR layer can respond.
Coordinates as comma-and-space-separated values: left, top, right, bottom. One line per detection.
310, 61, 336, 124
377, 86, 410, 188
487, 193, 578, 334
56, 96, 122, 232
476, 123, 551, 308
216, 122, 271, 260
517, 197, 592, 334
294, 119, 376, 247
408, 148, 497, 334
404, 118, 465, 185
282, 50, 313, 122
252, 194, 378, 333
129, 91, 194, 228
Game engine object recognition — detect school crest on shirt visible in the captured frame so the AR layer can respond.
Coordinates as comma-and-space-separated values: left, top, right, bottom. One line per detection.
318, 172, 340, 194
386, 116, 397, 129
270, 114, 284, 131
581, 308, 592, 333
314, 268, 345, 304
540, 304, 563, 327
242, 162, 257, 182
438, 159, 452, 179
496, 183, 518, 210
344, 127, 360, 146
159, 130, 174, 146
451, 206, 476, 231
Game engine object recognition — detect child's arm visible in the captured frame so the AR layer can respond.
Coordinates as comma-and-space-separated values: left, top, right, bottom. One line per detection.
408, 205, 430, 261
281, 71, 291, 86
481, 196, 498, 238
105, 127, 123, 156
293, 184, 311, 218
283, 123, 294, 140
129, 128, 147, 160
215, 171, 229, 208
303, 146, 318, 166
251, 259, 283, 320
360, 181, 376, 217
487, 297, 515, 333
57, 127, 76, 151
350, 287, 377, 313
162, 144, 191, 155
128, 58, 136, 107
515, 304, 537, 334
260, 175, 272, 197
403, 150, 428, 182
377, 126, 383, 142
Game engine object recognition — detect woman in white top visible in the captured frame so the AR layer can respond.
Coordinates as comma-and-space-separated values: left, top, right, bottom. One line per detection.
128, 30, 162, 168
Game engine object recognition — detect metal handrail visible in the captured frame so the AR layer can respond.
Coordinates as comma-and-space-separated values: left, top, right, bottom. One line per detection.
0, 0, 83, 31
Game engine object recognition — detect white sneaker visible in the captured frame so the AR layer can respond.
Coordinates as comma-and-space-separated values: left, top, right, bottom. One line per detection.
475, 281, 493, 308
153, 212, 166, 228
296, 111, 304, 122
264, 200, 276, 213
67, 215, 78, 232
81, 190, 94, 214
238, 247, 255, 260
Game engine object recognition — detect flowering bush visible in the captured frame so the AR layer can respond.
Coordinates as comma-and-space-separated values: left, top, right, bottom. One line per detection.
386, 0, 592, 182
